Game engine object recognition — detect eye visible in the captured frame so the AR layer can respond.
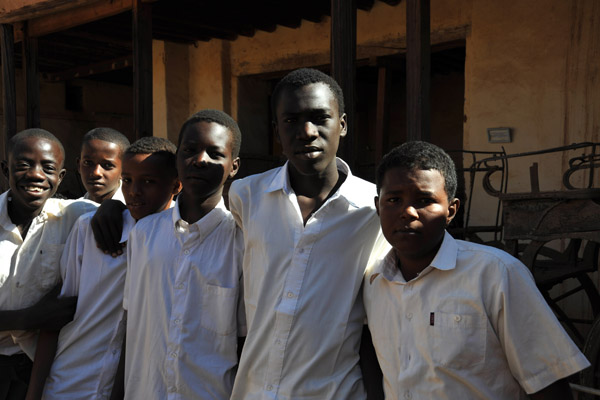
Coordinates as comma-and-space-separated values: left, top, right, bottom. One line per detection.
386, 197, 399, 203
101, 163, 115, 170
82, 160, 93, 167
122, 177, 131, 184
283, 117, 297, 124
143, 179, 155, 184
314, 114, 331, 124
15, 162, 29, 170
43, 163, 57, 173
209, 151, 225, 159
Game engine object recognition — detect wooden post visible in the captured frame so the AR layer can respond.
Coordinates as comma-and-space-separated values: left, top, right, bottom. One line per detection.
132, 0, 153, 139
406, 0, 430, 142
375, 65, 391, 164
331, 0, 356, 169
24, 23, 41, 129
1, 24, 16, 163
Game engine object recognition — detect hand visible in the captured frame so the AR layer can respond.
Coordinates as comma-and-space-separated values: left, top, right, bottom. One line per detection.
24, 283, 77, 331
91, 199, 126, 257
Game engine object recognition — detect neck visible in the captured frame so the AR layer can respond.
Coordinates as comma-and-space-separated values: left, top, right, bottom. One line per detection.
7, 196, 42, 239
178, 189, 221, 225
288, 160, 341, 198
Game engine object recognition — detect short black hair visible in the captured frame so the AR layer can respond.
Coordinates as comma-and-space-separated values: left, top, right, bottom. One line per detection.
8, 129, 65, 168
376, 141, 457, 200
271, 68, 345, 119
124, 136, 177, 176
178, 109, 242, 158
81, 127, 130, 155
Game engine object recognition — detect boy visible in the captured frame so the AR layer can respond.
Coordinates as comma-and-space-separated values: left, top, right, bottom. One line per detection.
24, 137, 181, 400
77, 128, 130, 203
121, 110, 244, 399
364, 141, 590, 399
229, 68, 387, 399
0, 129, 97, 399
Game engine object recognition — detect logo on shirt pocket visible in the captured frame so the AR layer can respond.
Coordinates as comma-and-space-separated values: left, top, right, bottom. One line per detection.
201, 283, 238, 336
430, 311, 486, 369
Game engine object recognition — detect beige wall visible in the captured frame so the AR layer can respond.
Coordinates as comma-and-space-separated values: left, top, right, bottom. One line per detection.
151, 0, 599, 216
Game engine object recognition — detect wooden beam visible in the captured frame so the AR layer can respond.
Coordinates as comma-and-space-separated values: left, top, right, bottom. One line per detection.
406, 0, 430, 141
375, 65, 391, 164
0, 0, 99, 24
1, 24, 17, 163
23, 23, 40, 128
15, 0, 133, 41
331, 0, 357, 169
132, 0, 152, 139
44, 55, 133, 81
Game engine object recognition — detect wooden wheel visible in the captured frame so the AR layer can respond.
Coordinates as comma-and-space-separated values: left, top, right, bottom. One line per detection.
581, 315, 600, 396
521, 239, 600, 348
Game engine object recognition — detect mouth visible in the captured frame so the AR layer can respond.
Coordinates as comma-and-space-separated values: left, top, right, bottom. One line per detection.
295, 147, 323, 159
86, 181, 105, 188
22, 185, 48, 195
394, 227, 419, 235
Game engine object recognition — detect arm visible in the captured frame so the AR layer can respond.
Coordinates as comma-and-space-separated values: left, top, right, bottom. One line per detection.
109, 331, 126, 400
359, 325, 384, 400
0, 283, 76, 331
91, 199, 126, 257
529, 378, 573, 400
24, 330, 60, 400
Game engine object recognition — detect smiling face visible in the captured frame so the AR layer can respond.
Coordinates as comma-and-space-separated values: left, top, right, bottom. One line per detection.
176, 121, 239, 202
77, 139, 123, 203
121, 152, 181, 221
375, 167, 459, 273
2, 137, 66, 218
274, 83, 347, 179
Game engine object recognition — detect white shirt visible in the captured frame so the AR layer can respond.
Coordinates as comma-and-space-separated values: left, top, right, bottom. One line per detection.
0, 191, 97, 358
124, 198, 244, 400
229, 159, 387, 400
42, 209, 135, 400
364, 232, 590, 399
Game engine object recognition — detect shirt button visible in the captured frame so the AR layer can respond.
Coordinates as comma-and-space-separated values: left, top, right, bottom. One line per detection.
406, 312, 413, 320
298, 248, 304, 254
183, 249, 190, 255
266, 385, 273, 391
275, 339, 281, 345
176, 284, 184, 289
174, 319, 181, 324
454, 315, 461, 322
404, 391, 412, 399
287, 292, 294, 298
171, 352, 177, 358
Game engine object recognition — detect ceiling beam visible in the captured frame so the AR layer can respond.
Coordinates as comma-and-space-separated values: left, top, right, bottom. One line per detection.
0, 0, 99, 24
43, 54, 132, 81
14, 0, 134, 42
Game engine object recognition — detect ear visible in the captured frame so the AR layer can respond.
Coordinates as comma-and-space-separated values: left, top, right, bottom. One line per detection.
172, 178, 183, 196
1, 160, 8, 179
339, 113, 348, 138
374, 195, 380, 217
272, 120, 281, 144
229, 157, 240, 179
57, 168, 67, 186
76, 157, 81, 173
446, 198, 460, 225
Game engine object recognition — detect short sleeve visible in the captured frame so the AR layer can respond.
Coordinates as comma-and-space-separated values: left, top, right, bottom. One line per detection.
493, 260, 590, 393
59, 214, 91, 298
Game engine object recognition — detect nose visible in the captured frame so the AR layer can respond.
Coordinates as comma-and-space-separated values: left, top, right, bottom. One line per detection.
192, 151, 210, 166
25, 164, 45, 181
130, 180, 143, 197
298, 121, 319, 140
90, 164, 103, 177
401, 204, 419, 220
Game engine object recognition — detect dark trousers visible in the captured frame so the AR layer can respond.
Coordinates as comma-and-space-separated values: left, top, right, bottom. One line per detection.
0, 354, 32, 400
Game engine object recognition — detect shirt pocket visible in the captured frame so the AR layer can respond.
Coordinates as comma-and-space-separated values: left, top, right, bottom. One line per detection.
431, 311, 486, 369
201, 283, 238, 336
38, 244, 65, 290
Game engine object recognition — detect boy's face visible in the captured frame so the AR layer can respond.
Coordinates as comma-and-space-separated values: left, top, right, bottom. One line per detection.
2, 137, 66, 214
375, 167, 459, 270
273, 83, 347, 177
77, 139, 123, 203
176, 121, 239, 200
121, 152, 181, 221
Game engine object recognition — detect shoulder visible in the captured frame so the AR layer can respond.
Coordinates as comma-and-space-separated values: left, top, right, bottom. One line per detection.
454, 239, 533, 281
130, 208, 172, 237
341, 174, 377, 209
230, 167, 283, 196
47, 198, 98, 222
